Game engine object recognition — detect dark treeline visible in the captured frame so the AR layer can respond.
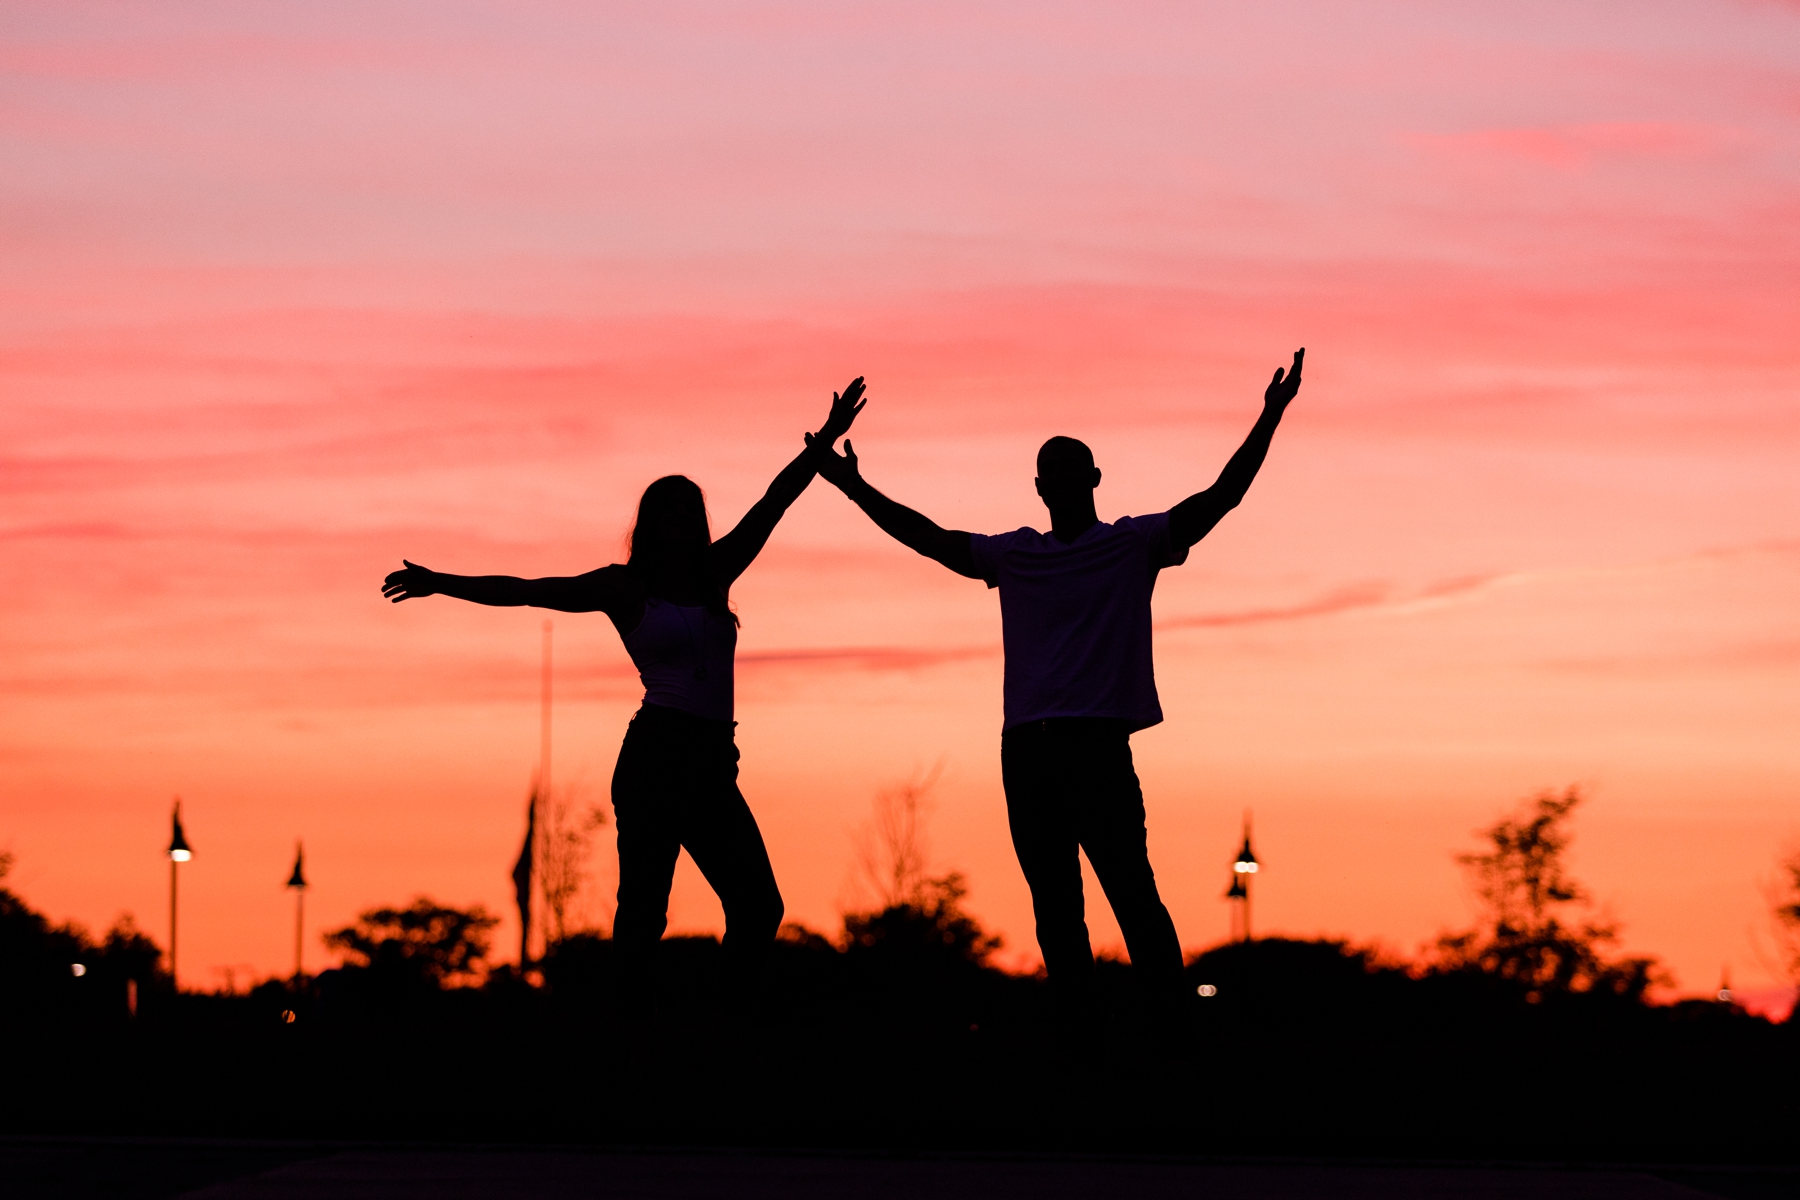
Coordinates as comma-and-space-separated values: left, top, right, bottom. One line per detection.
3, 799, 1798, 1162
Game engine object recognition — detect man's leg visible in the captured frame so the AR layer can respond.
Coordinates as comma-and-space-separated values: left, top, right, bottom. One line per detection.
1002, 721, 1096, 998
1073, 725, 1186, 1005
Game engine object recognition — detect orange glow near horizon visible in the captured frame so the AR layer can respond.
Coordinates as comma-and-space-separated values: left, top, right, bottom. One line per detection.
3, 2, 1798, 1010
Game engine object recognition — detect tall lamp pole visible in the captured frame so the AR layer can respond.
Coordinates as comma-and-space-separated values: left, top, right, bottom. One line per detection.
1226, 873, 1248, 942
166, 800, 193, 990
1232, 812, 1259, 942
286, 842, 308, 983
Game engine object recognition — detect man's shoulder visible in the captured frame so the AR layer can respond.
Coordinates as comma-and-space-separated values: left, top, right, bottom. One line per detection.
972, 525, 1048, 554
1111, 512, 1172, 534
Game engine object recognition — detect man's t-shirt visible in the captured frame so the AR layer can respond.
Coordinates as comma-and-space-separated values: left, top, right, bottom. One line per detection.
969, 513, 1188, 732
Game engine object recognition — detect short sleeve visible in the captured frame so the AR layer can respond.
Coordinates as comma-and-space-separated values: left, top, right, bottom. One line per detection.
1132, 512, 1190, 571
967, 532, 1006, 589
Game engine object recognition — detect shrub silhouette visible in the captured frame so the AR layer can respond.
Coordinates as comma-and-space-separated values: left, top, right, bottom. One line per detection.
324, 897, 498, 991
0, 854, 166, 1018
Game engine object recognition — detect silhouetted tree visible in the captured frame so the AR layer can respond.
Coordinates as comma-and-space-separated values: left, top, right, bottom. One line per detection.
839, 771, 1003, 1018
1432, 788, 1663, 1002
0, 855, 166, 1017
855, 763, 942, 909
324, 897, 498, 989
1771, 848, 1800, 1013
537, 788, 608, 948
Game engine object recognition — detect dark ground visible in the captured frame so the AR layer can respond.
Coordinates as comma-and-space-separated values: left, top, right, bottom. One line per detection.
6, 937, 1796, 1195
6, 1139, 1800, 1200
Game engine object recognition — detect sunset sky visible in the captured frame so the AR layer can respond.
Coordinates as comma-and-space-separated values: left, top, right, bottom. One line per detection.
4, 1, 1798, 1008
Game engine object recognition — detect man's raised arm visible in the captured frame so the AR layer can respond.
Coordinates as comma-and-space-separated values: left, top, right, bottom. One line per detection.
805, 434, 981, 579
1169, 348, 1304, 551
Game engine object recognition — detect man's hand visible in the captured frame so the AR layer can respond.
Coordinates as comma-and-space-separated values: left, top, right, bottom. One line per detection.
815, 377, 868, 445
804, 432, 863, 492
1264, 348, 1304, 411
381, 560, 439, 603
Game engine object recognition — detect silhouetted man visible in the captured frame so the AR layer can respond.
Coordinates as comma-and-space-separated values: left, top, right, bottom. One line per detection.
808, 350, 1304, 1013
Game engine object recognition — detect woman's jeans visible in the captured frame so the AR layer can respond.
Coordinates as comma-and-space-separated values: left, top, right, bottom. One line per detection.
610, 703, 784, 1013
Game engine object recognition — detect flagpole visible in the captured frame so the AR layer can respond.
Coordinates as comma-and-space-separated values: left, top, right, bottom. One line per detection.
535, 619, 551, 964
541, 619, 552, 806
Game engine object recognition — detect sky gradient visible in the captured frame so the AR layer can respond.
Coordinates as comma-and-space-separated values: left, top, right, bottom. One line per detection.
4, 1, 1798, 1006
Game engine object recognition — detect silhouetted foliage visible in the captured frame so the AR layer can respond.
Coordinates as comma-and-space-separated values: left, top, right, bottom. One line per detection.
1430, 788, 1665, 1003
1184, 937, 1419, 1029
1772, 847, 1800, 1015
323, 897, 497, 990
843, 873, 1001, 970
0, 854, 166, 1019
535, 787, 608, 949
854, 763, 942, 909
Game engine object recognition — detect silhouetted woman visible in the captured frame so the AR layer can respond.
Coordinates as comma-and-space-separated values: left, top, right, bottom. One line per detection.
380, 379, 867, 1011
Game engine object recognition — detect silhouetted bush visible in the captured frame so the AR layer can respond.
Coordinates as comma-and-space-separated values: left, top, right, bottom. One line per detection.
0, 854, 166, 1021
318, 897, 498, 1009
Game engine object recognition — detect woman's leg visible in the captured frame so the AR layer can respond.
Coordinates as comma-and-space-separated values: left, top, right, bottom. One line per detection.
610, 711, 684, 1018
679, 737, 784, 994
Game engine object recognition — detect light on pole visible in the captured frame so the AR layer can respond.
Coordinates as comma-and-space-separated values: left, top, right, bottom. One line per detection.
1232, 813, 1258, 942
166, 800, 193, 991
286, 842, 308, 984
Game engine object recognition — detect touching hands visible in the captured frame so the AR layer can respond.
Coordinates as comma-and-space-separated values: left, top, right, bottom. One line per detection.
803, 433, 862, 492
815, 377, 868, 446
1264, 348, 1305, 411
381, 560, 438, 603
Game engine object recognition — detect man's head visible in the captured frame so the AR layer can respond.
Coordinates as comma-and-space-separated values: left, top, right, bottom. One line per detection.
1035, 436, 1101, 512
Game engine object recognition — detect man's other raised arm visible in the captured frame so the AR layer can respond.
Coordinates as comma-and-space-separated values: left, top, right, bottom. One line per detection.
1169, 348, 1303, 551
805, 435, 981, 579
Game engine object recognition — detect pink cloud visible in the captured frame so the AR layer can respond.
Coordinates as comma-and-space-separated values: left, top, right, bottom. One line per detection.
1417, 121, 1744, 168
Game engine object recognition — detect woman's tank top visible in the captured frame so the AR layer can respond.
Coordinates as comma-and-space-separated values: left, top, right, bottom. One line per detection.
621, 597, 737, 722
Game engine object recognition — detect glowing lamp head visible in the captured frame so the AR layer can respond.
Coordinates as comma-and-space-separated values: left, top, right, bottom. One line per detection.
1233, 832, 1257, 873
71, 963, 87, 977
167, 800, 193, 862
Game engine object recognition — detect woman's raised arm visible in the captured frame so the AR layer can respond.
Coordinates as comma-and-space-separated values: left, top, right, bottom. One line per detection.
710, 377, 867, 585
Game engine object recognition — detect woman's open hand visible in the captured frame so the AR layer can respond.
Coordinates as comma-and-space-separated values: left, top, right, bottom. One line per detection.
815, 376, 868, 446
381, 560, 439, 603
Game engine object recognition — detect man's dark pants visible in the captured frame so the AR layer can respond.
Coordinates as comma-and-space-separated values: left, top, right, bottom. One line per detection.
1001, 717, 1186, 1006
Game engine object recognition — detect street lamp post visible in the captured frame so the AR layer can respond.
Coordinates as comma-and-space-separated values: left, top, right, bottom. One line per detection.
1225, 873, 1248, 941
166, 800, 193, 991
286, 842, 308, 983
1232, 813, 1259, 942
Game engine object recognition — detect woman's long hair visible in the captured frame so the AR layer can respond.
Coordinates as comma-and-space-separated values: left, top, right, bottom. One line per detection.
626, 475, 737, 626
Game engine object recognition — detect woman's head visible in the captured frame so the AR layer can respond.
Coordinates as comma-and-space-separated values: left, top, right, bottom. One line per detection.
627, 475, 735, 624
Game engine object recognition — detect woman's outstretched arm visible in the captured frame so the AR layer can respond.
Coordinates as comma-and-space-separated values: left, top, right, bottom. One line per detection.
711, 377, 867, 585
381, 562, 634, 617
